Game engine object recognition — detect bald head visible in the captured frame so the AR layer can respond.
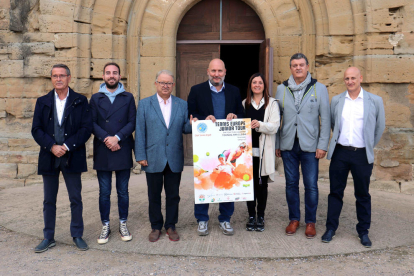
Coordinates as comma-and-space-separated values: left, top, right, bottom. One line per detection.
344, 67, 363, 95
207, 58, 226, 88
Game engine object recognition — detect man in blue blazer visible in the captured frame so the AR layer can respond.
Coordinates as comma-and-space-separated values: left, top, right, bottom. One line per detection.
187, 59, 244, 236
90, 63, 136, 244
321, 67, 385, 247
135, 70, 196, 242
32, 64, 92, 252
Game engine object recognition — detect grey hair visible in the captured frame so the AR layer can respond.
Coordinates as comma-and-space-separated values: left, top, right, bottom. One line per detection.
290, 53, 309, 67
50, 64, 71, 76
155, 70, 174, 82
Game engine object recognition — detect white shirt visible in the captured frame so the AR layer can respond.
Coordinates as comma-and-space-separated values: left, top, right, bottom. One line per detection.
157, 93, 172, 128
54, 89, 70, 151
209, 81, 225, 93
55, 89, 69, 126
338, 87, 365, 148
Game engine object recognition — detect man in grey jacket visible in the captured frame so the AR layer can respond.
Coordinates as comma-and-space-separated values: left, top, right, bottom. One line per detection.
321, 67, 385, 247
275, 53, 330, 239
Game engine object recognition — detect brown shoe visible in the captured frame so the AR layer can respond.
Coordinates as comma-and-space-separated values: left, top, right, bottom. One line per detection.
305, 223, 316, 239
148, 229, 161, 242
166, 228, 180, 242
285, 220, 300, 235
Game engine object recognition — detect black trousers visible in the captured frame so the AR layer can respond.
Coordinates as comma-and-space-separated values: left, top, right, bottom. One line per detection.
246, 157, 269, 218
146, 163, 181, 230
42, 162, 84, 239
326, 145, 373, 235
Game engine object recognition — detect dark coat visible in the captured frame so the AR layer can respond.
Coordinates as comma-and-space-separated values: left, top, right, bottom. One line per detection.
31, 88, 92, 175
90, 91, 136, 171
187, 81, 244, 120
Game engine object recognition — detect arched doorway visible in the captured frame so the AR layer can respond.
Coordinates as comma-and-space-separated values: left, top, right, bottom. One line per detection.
176, 0, 271, 164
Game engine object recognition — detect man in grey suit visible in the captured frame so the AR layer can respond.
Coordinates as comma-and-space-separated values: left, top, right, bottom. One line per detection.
275, 53, 330, 239
321, 67, 385, 247
135, 70, 196, 242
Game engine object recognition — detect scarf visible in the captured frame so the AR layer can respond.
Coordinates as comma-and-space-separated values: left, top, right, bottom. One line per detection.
287, 72, 311, 109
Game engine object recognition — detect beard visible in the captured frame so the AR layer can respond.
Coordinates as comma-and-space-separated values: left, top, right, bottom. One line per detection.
105, 79, 119, 90
209, 75, 225, 87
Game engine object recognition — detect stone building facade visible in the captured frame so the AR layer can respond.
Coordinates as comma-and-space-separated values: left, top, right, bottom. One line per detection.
0, 0, 413, 187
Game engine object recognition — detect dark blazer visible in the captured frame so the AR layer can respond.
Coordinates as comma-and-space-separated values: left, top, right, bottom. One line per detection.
31, 88, 92, 175
90, 91, 136, 171
187, 81, 244, 120
135, 94, 192, 173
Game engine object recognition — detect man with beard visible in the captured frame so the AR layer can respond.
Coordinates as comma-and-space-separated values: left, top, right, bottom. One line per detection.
89, 63, 136, 244
187, 58, 244, 236
275, 53, 330, 239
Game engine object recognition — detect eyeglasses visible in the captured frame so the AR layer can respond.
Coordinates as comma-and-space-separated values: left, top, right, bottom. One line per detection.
52, 74, 68, 79
156, 81, 174, 87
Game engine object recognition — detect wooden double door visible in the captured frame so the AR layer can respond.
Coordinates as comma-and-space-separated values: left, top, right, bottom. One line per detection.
176, 0, 272, 165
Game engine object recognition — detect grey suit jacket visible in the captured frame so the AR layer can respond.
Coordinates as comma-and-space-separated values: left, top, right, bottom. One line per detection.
135, 94, 192, 173
275, 79, 331, 152
327, 89, 385, 164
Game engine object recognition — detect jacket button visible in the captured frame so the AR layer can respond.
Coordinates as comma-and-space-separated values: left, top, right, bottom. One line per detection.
167, 133, 169, 136
65, 133, 67, 136
106, 120, 109, 123
297, 111, 300, 114
294, 123, 297, 126
73, 144, 76, 146
167, 144, 169, 146
52, 134, 54, 136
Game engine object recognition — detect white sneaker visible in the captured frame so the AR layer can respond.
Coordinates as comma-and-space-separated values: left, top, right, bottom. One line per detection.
97, 224, 111, 244
219, 221, 234, 235
197, 221, 209, 236
119, 221, 132, 242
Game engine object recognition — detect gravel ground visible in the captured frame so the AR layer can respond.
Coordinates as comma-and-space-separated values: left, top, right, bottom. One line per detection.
1, 226, 413, 276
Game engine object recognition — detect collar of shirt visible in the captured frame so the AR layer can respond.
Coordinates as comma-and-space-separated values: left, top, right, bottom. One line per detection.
156, 93, 171, 104
345, 87, 363, 100
251, 97, 265, 110
54, 88, 70, 102
209, 80, 225, 93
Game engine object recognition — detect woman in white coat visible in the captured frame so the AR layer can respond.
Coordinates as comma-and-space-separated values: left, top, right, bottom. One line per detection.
242, 72, 280, 231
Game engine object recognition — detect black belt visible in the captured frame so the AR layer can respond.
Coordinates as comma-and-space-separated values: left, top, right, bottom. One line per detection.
337, 144, 365, 151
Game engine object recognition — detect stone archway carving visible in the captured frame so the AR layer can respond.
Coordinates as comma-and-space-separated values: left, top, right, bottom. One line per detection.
127, 0, 317, 100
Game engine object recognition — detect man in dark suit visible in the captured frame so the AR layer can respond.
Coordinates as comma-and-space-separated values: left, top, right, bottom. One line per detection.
187, 58, 244, 236
321, 67, 385, 247
90, 63, 136, 244
135, 69, 196, 242
32, 64, 92, 253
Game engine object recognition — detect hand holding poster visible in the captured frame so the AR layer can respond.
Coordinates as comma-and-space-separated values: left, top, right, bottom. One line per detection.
192, 119, 254, 204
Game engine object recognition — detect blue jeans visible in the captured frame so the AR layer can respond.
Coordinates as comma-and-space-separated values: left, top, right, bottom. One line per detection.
281, 139, 319, 223
97, 169, 130, 223
194, 202, 234, 222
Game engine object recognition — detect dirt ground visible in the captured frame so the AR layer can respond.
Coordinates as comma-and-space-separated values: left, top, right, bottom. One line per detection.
1, 226, 413, 276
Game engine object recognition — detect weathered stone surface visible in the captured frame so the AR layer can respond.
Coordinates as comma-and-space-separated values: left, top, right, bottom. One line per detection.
91, 34, 113, 58
380, 159, 400, 168
5, 98, 37, 118
0, 78, 50, 98
39, 15, 74, 33
0, 163, 17, 178
0, 60, 23, 78
8, 139, 39, 151
17, 163, 37, 178
374, 164, 413, 181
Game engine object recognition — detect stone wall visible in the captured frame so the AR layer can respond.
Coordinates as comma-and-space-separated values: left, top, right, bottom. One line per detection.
0, 0, 413, 187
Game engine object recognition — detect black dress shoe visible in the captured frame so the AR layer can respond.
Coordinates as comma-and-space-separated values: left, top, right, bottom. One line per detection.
321, 230, 335, 243
35, 239, 56, 253
73, 237, 89, 251
359, 234, 372, 248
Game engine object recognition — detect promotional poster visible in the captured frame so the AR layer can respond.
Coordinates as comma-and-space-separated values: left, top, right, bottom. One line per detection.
192, 118, 254, 204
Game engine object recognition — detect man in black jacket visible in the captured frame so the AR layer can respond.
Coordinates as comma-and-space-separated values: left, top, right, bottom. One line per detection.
90, 62, 136, 244
31, 64, 92, 253
187, 58, 244, 236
